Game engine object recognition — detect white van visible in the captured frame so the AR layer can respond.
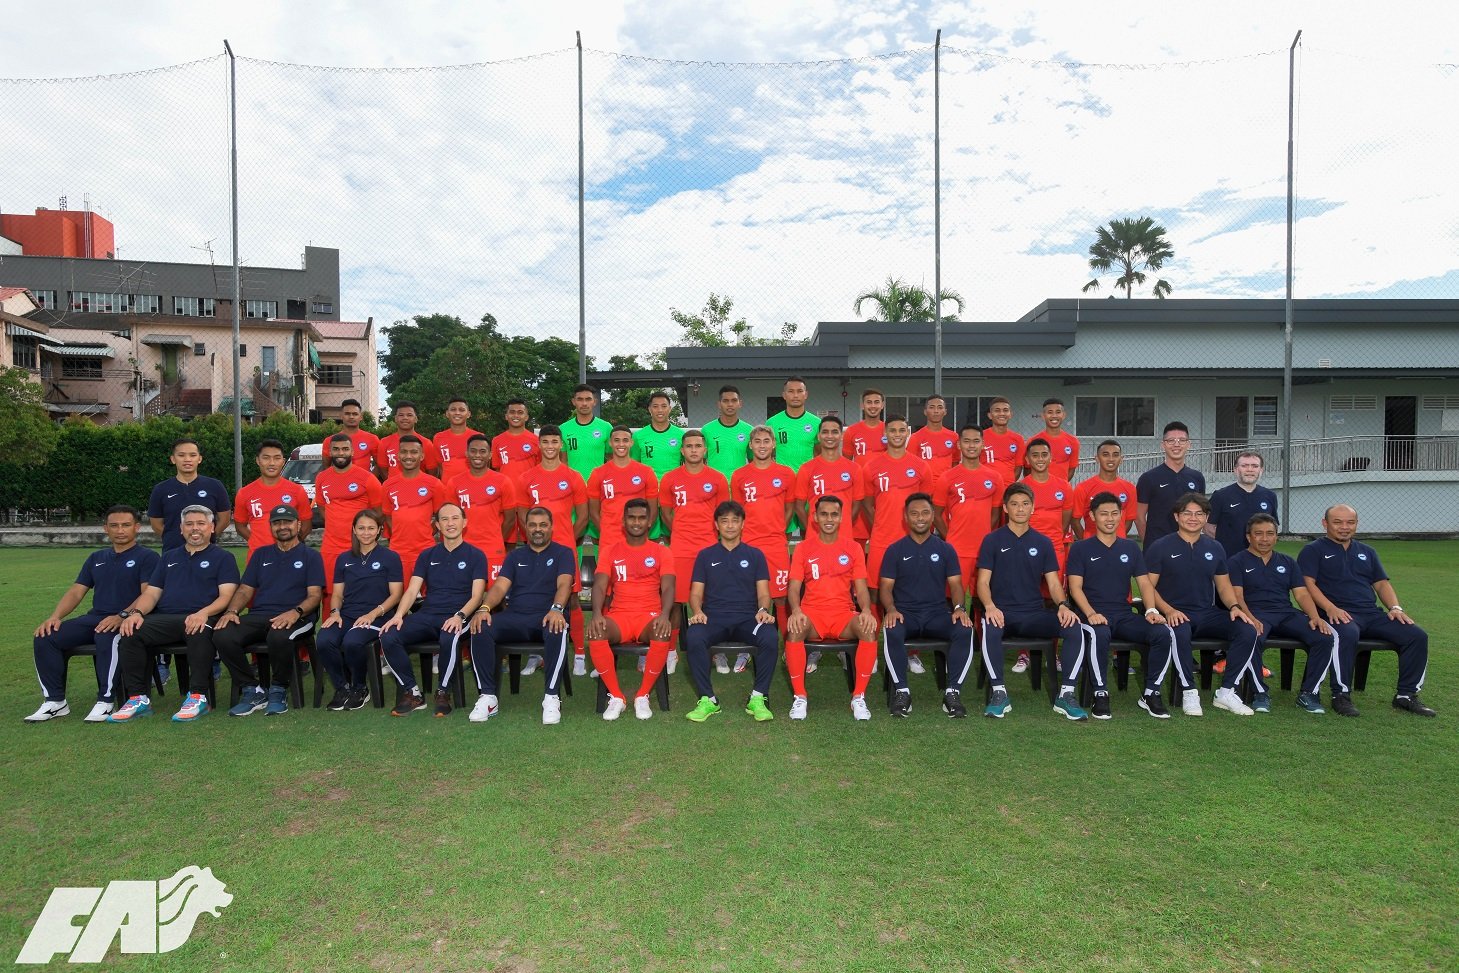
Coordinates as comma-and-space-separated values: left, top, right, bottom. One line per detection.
283, 443, 326, 527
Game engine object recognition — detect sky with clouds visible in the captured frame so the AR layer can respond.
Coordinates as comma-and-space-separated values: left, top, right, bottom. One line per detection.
1, 0, 1455, 372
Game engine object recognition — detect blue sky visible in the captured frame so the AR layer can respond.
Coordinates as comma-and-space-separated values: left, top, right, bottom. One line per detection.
0, 0, 1455, 366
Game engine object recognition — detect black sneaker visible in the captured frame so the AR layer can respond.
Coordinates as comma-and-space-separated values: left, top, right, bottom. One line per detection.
1331, 693, 1360, 718
347, 687, 370, 711
889, 689, 912, 718
434, 688, 453, 718
1137, 691, 1170, 719
942, 688, 967, 719
1392, 694, 1436, 718
1091, 693, 1112, 720
392, 687, 425, 717
326, 689, 350, 712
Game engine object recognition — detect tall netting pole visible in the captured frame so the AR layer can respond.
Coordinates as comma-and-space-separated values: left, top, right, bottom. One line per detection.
225, 39, 243, 492
1282, 30, 1302, 523
933, 29, 943, 396
577, 31, 587, 385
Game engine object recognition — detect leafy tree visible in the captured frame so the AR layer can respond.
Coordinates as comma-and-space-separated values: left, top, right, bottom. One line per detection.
0, 367, 59, 466
853, 277, 965, 322
379, 313, 494, 397
1082, 216, 1175, 299
670, 293, 802, 347
392, 324, 581, 436
599, 353, 683, 428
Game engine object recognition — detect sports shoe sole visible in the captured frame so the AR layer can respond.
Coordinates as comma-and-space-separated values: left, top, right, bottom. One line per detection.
1136, 697, 1170, 719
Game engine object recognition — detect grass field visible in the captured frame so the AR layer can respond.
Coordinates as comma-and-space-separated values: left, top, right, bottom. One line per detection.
1, 542, 1456, 972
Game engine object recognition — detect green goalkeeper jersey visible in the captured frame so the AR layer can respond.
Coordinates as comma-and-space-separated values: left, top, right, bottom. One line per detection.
765, 410, 820, 471
631, 423, 685, 477
561, 417, 613, 480
702, 419, 754, 479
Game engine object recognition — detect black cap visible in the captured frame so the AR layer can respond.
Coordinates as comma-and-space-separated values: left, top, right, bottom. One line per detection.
269, 504, 300, 523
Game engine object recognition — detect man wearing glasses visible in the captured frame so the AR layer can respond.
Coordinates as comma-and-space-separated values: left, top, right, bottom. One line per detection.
1136, 421, 1205, 549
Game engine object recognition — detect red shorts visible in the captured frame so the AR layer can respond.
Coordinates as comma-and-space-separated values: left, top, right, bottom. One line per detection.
603, 609, 662, 643
674, 554, 697, 603
796, 604, 859, 641
760, 543, 790, 599
866, 543, 891, 585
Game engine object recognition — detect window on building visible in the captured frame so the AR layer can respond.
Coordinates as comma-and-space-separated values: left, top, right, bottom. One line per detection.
60, 357, 104, 379
311, 301, 334, 314
880, 395, 911, 422
318, 363, 353, 386
1076, 396, 1156, 437
193, 343, 207, 357
1252, 396, 1278, 437
68, 292, 160, 313
29, 289, 57, 310
11, 336, 38, 370
239, 344, 247, 358
260, 346, 277, 373
946, 396, 1001, 432
173, 297, 216, 317
245, 300, 278, 319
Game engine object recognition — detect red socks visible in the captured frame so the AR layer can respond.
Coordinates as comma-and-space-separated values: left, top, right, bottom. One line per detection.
785, 641, 807, 696
587, 639, 621, 700
853, 640, 877, 696
636, 640, 671, 697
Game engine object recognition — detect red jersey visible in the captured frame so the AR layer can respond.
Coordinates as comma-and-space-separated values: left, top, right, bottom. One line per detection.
790, 534, 866, 613
323, 429, 379, 470
448, 468, 518, 558
659, 466, 730, 558
233, 478, 313, 557
315, 465, 385, 549
730, 462, 794, 549
1029, 430, 1080, 480
862, 453, 934, 551
842, 421, 888, 462
1072, 475, 1138, 537
796, 455, 865, 508
433, 428, 484, 483
381, 472, 450, 567
908, 426, 959, 470
517, 463, 588, 551
933, 464, 1006, 563
596, 540, 673, 615
982, 427, 1026, 483
587, 461, 659, 551
1023, 474, 1074, 553
492, 430, 540, 473
375, 433, 442, 477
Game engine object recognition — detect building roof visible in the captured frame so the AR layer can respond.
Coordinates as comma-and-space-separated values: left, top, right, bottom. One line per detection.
303, 319, 371, 339
26, 308, 323, 338
0, 286, 29, 300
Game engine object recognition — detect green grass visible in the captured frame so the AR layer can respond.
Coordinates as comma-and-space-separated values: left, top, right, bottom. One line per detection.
2, 542, 1456, 971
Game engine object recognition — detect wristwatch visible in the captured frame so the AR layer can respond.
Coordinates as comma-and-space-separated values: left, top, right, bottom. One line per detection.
1144, 607, 1160, 617
550, 603, 565, 613
118, 609, 133, 619
455, 610, 468, 621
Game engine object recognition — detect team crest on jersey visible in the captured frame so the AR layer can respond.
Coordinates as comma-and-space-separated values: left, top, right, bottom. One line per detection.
1259, 502, 1269, 510
358, 442, 368, 450
1062, 446, 1072, 455
282, 494, 292, 503
1054, 491, 1065, 501
739, 559, 749, 568
1008, 443, 1017, 452
803, 425, 812, 433
457, 560, 467, 569
772, 478, 783, 488
702, 483, 714, 492
1027, 547, 1038, 556
737, 434, 746, 442
645, 557, 656, 567
1119, 492, 1128, 502
983, 480, 994, 490
557, 480, 568, 490
348, 482, 359, 493
417, 487, 429, 497
1119, 554, 1129, 563
930, 553, 940, 562
521, 444, 532, 452
837, 554, 850, 565
592, 430, 602, 438
840, 472, 851, 482
197, 489, 207, 497
126, 559, 136, 568
631, 476, 642, 485
669, 438, 680, 447
1276, 564, 1287, 573
546, 558, 555, 566
905, 468, 916, 477
486, 486, 497, 495
291, 560, 301, 569
1204, 552, 1214, 560
200, 560, 210, 568
1187, 481, 1196, 489
1357, 553, 1368, 560
371, 562, 381, 570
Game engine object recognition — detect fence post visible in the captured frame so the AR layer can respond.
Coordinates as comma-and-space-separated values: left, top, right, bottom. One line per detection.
1281, 30, 1301, 524
225, 39, 243, 492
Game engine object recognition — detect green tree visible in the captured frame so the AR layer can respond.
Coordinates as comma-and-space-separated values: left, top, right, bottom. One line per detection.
598, 353, 684, 428
853, 277, 965, 322
379, 312, 494, 397
670, 293, 802, 347
393, 324, 581, 436
1082, 216, 1175, 299
0, 367, 59, 466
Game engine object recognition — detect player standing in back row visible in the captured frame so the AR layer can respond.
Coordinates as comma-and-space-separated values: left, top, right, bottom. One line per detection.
701, 385, 755, 479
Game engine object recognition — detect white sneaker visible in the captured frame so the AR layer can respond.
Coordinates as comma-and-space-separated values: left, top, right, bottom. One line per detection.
733, 652, 750, 673
432, 655, 439, 675
542, 694, 562, 725
469, 694, 499, 722
665, 650, 677, 674
850, 695, 871, 721
603, 696, 626, 721
84, 701, 114, 723
521, 655, 542, 677
634, 695, 654, 720
573, 655, 587, 677
714, 653, 730, 674
1182, 689, 1204, 717
637, 656, 646, 672
1213, 688, 1254, 716
805, 651, 821, 674
24, 700, 69, 723
907, 654, 926, 675
1012, 652, 1030, 674
380, 656, 395, 680
839, 652, 848, 670
789, 695, 808, 720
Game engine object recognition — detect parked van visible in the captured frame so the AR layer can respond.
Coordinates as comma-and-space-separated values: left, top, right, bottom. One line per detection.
283, 443, 326, 528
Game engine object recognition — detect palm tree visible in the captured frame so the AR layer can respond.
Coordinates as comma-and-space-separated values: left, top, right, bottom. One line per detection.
854, 277, 966, 322
1082, 217, 1175, 299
